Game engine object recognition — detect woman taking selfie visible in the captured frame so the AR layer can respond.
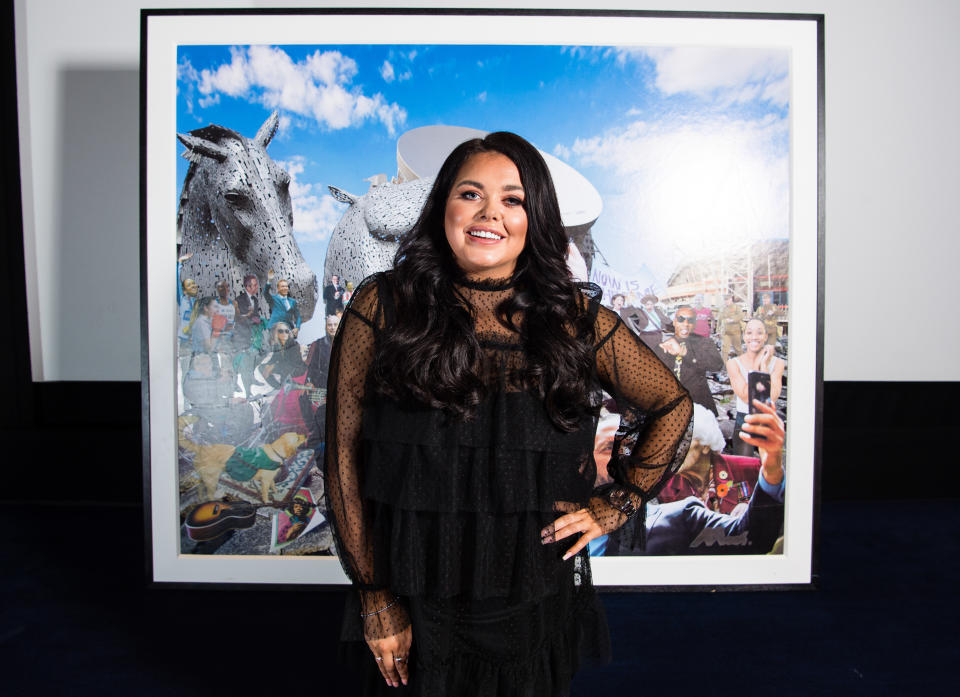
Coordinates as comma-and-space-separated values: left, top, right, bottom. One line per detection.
727, 317, 785, 456
324, 132, 692, 696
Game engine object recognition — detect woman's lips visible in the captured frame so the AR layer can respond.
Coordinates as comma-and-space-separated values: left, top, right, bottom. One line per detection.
466, 228, 504, 242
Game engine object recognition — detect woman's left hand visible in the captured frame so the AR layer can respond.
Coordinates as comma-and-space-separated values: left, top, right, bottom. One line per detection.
541, 508, 603, 561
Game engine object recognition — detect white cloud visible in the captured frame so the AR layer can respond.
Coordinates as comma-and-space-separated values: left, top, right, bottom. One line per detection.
177, 57, 201, 118
277, 156, 348, 243
380, 60, 395, 83
178, 57, 199, 84
618, 46, 789, 107
553, 143, 572, 160
565, 114, 789, 272
193, 46, 407, 135
292, 192, 349, 243
198, 46, 251, 96
561, 46, 588, 59
477, 91, 487, 103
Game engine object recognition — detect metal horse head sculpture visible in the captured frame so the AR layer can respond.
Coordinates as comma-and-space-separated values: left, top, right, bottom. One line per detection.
177, 111, 318, 321
323, 177, 434, 287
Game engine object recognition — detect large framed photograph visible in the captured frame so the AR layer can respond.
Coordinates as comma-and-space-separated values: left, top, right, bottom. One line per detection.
143, 9, 823, 587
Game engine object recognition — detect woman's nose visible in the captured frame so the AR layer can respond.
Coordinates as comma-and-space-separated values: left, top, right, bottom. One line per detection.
477, 200, 501, 220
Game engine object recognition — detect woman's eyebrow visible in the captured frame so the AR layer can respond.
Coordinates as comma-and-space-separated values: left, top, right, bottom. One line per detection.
454, 179, 524, 192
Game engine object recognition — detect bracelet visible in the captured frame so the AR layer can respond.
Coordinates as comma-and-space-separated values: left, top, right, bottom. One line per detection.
605, 487, 639, 518
360, 597, 398, 618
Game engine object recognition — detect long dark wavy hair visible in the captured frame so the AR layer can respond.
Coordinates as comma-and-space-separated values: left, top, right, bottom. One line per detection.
373, 132, 597, 431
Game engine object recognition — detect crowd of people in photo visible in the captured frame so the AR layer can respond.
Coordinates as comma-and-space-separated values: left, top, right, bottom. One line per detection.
592, 288, 788, 556
176, 254, 354, 454
177, 249, 786, 558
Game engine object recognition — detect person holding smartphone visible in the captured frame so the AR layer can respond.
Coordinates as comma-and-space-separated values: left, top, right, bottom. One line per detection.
727, 318, 785, 455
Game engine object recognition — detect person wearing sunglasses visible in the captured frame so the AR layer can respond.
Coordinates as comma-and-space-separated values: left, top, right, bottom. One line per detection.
657, 305, 724, 416
258, 321, 307, 391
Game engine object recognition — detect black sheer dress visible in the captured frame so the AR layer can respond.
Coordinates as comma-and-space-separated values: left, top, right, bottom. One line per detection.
324, 273, 692, 697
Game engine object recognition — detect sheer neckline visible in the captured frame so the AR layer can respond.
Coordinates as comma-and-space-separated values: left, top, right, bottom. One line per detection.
454, 274, 516, 291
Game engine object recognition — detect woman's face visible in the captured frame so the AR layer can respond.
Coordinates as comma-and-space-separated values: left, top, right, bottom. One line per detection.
275, 325, 291, 346
743, 319, 767, 352
277, 280, 290, 297
444, 152, 528, 280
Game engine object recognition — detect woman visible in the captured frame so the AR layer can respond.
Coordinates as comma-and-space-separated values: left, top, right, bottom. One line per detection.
342, 280, 355, 306
257, 321, 307, 390
177, 253, 198, 356
609, 293, 625, 316
726, 318, 785, 456
186, 296, 216, 357
264, 269, 301, 337
324, 132, 692, 696
211, 279, 238, 349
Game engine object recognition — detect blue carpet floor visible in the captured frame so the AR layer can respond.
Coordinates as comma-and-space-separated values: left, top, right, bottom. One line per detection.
2, 499, 955, 696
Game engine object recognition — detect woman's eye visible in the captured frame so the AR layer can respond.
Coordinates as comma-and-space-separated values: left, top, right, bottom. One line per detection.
461, 191, 480, 200
505, 196, 524, 206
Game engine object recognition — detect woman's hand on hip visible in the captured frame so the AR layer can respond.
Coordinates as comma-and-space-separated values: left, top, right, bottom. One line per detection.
541, 505, 604, 561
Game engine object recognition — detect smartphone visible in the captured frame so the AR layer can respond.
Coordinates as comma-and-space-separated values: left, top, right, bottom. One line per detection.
747, 371, 772, 413
747, 371, 772, 442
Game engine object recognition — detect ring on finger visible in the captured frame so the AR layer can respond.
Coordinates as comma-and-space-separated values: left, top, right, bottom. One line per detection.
375, 656, 383, 662
395, 656, 406, 663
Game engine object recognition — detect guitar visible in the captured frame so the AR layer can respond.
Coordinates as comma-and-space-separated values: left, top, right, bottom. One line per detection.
184, 501, 259, 541
184, 497, 324, 541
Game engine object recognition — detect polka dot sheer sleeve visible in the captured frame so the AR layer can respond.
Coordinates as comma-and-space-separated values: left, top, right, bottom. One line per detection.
323, 278, 411, 641
586, 306, 694, 543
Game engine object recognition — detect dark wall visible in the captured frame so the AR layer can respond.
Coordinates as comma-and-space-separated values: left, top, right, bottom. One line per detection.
5, 380, 955, 506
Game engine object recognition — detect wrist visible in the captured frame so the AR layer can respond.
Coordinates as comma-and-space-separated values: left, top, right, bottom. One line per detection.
760, 453, 784, 485
360, 596, 398, 618
598, 486, 639, 518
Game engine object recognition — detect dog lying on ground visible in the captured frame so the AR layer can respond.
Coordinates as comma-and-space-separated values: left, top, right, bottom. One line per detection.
178, 415, 306, 502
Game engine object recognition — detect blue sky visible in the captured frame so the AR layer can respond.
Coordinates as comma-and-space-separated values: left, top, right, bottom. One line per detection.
177, 43, 789, 340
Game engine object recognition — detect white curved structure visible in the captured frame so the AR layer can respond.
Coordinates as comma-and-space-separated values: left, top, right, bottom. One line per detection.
397, 126, 603, 229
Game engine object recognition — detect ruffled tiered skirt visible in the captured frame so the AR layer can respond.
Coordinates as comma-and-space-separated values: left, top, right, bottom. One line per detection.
342, 560, 611, 697
341, 393, 610, 695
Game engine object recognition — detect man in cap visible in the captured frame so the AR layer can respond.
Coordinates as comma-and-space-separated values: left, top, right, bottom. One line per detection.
719, 295, 745, 359
757, 292, 780, 346
623, 293, 674, 350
